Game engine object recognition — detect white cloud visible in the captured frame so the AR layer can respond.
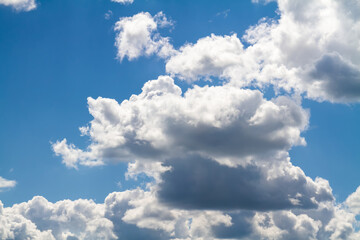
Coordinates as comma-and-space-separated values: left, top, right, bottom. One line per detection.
53, 76, 309, 168
0, 0, 36, 11
165, 0, 360, 103
242, 0, 360, 103
345, 186, 360, 215
114, 12, 175, 61
111, 0, 133, 5
165, 34, 250, 83
0, 176, 16, 191
1, 196, 117, 240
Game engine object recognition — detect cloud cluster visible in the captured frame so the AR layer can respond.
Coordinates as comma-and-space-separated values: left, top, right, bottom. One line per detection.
4, 0, 360, 239
0, 0, 36, 11
112, 1, 360, 102
0, 197, 116, 240
160, 0, 360, 103
50, 75, 338, 239
114, 12, 175, 61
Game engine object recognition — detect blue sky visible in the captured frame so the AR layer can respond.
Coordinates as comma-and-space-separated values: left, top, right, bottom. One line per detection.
1, 0, 360, 239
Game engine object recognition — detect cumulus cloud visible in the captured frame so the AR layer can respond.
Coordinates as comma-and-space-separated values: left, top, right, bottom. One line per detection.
53, 76, 309, 168
245, 0, 360, 103
114, 12, 175, 61
111, 0, 133, 5
165, 34, 249, 82
0, 0, 36, 11
345, 186, 360, 215
165, 0, 360, 103
0, 197, 116, 240
0, 176, 16, 191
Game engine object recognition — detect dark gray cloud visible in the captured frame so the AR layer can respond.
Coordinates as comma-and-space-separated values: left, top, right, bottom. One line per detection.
158, 155, 333, 211
212, 211, 254, 239
308, 52, 360, 102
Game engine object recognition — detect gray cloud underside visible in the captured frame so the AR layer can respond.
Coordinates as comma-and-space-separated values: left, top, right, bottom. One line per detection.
158, 155, 333, 211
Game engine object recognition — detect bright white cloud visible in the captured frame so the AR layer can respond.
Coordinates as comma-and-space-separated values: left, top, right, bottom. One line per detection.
111, 0, 133, 5
345, 186, 360, 215
114, 12, 175, 61
0, 0, 36, 11
1, 197, 117, 240
165, 34, 252, 83
53, 75, 309, 168
0, 176, 16, 191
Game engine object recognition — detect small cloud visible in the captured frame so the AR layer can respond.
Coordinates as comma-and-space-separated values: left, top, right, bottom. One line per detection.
0, 176, 16, 192
111, 0, 134, 5
105, 10, 113, 20
0, 0, 37, 12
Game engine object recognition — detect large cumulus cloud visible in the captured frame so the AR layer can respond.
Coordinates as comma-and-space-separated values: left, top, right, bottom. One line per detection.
52, 76, 309, 168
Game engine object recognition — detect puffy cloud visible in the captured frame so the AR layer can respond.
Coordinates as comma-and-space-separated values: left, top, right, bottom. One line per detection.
345, 186, 360, 215
7, 196, 117, 240
104, 188, 232, 239
165, 34, 249, 82
0, 176, 16, 191
53, 76, 309, 168
305, 53, 360, 102
1, 196, 117, 240
111, 0, 133, 5
243, 0, 360, 103
165, 0, 360, 103
0, 201, 54, 240
114, 12, 175, 61
0, 0, 36, 11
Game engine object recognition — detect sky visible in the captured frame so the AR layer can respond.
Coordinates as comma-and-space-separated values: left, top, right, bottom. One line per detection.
0, 0, 360, 239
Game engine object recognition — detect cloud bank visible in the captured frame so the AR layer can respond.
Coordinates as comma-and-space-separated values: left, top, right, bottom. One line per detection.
2, 183, 360, 239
